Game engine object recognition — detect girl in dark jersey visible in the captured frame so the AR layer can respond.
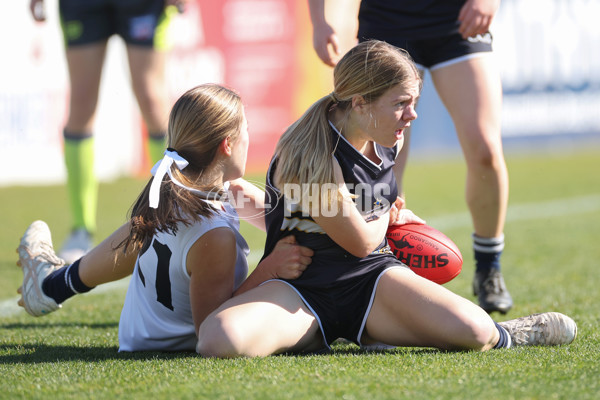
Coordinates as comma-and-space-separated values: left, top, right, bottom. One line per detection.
309, 0, 513, 315
197, 41, 576, 357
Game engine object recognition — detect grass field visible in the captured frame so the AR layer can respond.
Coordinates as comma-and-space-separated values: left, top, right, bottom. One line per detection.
1, 148, 599, 399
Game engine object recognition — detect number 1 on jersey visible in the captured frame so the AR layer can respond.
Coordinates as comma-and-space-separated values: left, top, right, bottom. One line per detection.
137, 239, 174, 311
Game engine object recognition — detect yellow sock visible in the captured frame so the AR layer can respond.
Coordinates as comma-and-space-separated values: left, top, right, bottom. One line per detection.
64, 135, 97, 233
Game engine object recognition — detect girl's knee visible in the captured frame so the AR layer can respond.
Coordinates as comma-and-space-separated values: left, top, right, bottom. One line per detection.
457, 312, 498, 351
196, 314, 246, 358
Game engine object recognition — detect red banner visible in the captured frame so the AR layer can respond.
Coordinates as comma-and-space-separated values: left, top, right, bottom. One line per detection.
168, 0, 303, 173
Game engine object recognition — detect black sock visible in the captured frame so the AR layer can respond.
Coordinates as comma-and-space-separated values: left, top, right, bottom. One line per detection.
42, 259, 94, 304
493, 322, 512, 349
473, 234, 504, 273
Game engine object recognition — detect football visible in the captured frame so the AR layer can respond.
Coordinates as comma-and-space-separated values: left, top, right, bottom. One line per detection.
386, 223, 462, 284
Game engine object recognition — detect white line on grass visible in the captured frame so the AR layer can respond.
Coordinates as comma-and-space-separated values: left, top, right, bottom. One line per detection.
426, 194, 600, 231
2, 194, 598, 318
0, 278, 130, 318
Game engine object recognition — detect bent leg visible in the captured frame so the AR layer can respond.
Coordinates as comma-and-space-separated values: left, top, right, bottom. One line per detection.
197, 281, 324, 357
363, 268, 499, 351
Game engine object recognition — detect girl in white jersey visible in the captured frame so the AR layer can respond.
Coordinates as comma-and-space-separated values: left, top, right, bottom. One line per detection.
16, 84, 313, 352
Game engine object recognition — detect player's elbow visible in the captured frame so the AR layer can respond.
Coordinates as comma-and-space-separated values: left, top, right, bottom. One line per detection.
346, 240, 381, 258
348, 247, 372, 258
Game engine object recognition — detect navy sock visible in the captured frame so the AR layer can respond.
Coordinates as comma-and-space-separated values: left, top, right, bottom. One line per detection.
42, 259, 94, 304
473, 234, 504, 273
493, 322, 512, 349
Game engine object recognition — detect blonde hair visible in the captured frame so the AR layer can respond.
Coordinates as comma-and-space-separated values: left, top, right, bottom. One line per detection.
119, 83, 244, 252
274, 40, 420, 196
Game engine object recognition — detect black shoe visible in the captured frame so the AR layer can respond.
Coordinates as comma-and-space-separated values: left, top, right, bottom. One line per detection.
472, 269, 513, 314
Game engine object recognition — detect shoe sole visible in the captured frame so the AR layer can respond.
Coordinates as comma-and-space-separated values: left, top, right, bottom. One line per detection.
16, 221, 62, 316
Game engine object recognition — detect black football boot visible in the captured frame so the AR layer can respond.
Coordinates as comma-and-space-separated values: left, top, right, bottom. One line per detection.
473, 269, 513, 314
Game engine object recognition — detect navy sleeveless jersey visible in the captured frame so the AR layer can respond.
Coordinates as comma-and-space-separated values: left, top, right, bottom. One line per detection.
262, 124, 401, 289
358, 0, 465, 40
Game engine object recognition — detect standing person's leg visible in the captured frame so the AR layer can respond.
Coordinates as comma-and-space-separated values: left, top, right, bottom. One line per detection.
430, 55, 512, 314
60, 42, 109, 263
126, 45, 170, 164
117, 0, 176, 164
197, 281, 324, 357
64, 43, 107, 133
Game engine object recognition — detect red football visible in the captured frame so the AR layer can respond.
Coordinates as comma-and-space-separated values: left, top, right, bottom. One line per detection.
386, 224, 462, 284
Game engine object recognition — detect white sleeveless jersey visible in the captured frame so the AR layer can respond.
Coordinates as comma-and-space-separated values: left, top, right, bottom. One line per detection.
118, 204, 249, 352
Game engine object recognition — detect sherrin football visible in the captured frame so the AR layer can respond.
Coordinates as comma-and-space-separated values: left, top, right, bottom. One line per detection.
386, 224, 462, 284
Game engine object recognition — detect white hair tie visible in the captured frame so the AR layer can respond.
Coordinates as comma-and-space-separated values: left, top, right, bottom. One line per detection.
149, 148, 225, 208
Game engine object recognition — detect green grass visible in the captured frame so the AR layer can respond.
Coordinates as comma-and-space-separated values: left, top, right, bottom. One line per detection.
1, 148, 599, 399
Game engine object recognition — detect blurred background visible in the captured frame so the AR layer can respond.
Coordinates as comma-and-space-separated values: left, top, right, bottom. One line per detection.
1, 0, 599, 186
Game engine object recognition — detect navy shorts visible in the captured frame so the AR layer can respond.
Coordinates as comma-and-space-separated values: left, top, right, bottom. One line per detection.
275, 263, 411, 348
59, 0, 172, 48
360, 32, 493, 70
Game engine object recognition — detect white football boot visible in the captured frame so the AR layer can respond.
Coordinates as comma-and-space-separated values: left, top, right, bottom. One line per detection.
17, 220, 65, 316
498, 312, 577, 346
58, 228, 93, 265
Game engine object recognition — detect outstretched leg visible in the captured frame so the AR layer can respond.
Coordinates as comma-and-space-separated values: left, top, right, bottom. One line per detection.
17, 221, 138, 316
362, 268, 576, 349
